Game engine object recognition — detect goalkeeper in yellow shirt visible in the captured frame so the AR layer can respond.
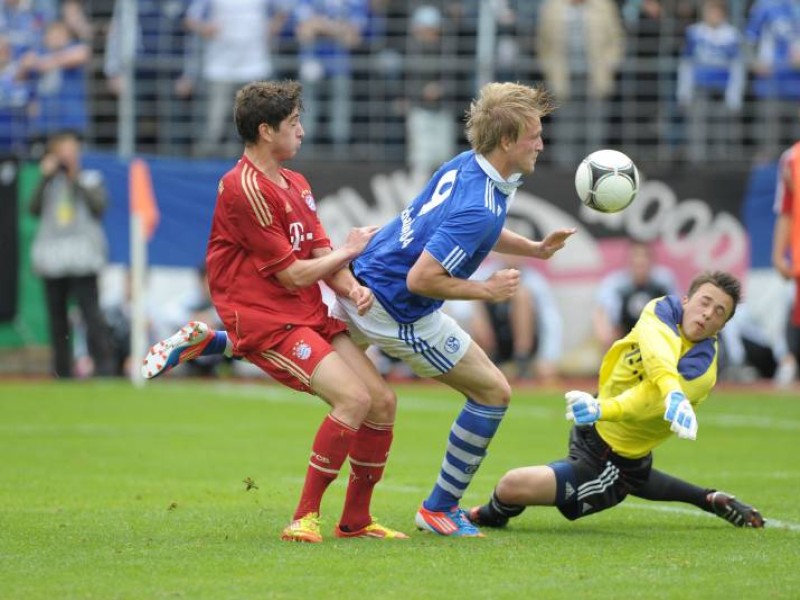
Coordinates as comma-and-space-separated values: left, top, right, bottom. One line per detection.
469, 271, 765, 529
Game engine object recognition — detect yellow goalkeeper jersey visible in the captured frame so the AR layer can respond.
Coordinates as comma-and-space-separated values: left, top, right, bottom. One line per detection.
595, 295, 719, 459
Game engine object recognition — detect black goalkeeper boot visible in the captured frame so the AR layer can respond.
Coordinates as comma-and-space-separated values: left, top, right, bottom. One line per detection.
468, 490, 526, 528
706, 491, 765, 528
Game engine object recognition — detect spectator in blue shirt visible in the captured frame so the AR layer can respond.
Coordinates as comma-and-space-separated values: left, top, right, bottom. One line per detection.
0, 0, 50, 59
745, 0, 800, 158
20, 20, 90, 142
104, 0, 192, 154
0, 32, 29, 153
293, 0, 368, 148
677, 0, 745, 162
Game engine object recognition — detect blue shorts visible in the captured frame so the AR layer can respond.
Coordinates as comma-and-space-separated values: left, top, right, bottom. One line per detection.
549, 425, 652, 520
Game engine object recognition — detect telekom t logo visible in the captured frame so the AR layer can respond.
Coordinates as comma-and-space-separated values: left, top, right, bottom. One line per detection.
289, 222, 305, 250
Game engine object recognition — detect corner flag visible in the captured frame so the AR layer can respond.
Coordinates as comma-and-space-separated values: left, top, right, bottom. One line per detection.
129, 157, 159, 239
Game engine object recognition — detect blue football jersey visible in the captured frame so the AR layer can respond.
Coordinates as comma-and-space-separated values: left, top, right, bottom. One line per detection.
353, 151, 517, 323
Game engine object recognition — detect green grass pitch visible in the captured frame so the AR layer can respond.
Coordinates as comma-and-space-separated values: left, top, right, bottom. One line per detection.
1, 380, 799, 599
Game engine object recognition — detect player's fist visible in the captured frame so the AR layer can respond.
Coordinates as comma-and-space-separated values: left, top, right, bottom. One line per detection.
663, 391, 697, 440
565, 390, 601, 425
485, 268, 520, 303
349, 284, 374, 315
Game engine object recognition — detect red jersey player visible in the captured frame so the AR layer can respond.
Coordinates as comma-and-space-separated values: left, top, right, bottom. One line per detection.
143, 80, 407, 542
772, 140, 800, 382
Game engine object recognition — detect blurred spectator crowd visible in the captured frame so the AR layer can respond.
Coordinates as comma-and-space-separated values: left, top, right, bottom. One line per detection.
1, 0, 799, 165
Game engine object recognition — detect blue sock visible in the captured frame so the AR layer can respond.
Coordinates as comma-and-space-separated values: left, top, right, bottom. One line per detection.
423, 398, 507, 512
201, 331, 228, 357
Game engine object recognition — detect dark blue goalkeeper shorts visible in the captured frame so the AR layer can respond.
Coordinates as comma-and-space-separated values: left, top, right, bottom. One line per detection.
549, 424, 652, 520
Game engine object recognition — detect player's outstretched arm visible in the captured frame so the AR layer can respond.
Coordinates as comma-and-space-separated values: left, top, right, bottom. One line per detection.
406, 251, 520, 302
493, 227, 577, 259
276, 226, 378, 290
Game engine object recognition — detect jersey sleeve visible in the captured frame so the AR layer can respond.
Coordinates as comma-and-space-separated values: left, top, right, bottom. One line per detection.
634, 299, 684, 397
424, 204, 494, 275
599, 382, 710, 421
598, 379, 664, 422
311, 216, 331, 251
222, 175, 296, 277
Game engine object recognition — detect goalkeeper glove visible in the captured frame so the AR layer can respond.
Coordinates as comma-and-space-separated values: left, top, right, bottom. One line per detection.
663, 391, 698, 440
565, 390, 601, 425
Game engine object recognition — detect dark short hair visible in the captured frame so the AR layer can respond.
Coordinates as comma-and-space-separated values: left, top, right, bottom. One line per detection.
687, 271, 742, 320
234, 80, 303, 145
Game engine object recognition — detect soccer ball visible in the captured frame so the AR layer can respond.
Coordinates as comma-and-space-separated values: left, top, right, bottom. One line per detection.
574, 149, 639, 213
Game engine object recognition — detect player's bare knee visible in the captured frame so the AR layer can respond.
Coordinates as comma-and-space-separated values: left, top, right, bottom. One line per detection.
475, 373, 512, 407
337, 386, 372, 421
467, 369, 511, 406
369, 387, 397, 423
497, 376, 512, 406
496, 467, 529, 499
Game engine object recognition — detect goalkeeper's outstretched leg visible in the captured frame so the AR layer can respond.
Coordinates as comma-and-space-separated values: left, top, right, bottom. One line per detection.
468, 430, 766, 530
632, 468, 765, 528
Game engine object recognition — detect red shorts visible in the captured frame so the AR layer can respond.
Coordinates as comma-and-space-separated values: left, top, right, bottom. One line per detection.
241, 316, 348, 393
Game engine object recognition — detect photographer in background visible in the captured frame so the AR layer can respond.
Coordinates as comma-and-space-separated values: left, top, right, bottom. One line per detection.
29, 130, 113, 378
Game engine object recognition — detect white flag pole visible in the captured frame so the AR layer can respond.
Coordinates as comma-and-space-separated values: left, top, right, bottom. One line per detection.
129, 213, 147, 387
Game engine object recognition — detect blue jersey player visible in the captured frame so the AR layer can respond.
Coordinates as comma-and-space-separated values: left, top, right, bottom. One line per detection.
468, 271, 765, 530
143, 82, 576, 537
331, 82, 575, 536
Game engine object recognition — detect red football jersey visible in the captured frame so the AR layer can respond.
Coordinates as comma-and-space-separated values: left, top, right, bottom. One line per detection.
206, 155, 333, 352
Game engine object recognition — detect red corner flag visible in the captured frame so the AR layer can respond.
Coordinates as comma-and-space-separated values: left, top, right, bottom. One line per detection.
129, 158, 160, 240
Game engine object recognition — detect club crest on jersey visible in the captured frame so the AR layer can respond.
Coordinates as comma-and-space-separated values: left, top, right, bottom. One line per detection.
293, 341, 312, 360
444, 336, 460, 353
302, 190, 316, 212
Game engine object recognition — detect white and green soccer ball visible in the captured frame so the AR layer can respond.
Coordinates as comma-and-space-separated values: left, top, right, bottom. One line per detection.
574, 149, 639, 214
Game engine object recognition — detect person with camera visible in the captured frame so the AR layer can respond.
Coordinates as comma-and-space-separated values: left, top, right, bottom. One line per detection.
29, 130, 114, 378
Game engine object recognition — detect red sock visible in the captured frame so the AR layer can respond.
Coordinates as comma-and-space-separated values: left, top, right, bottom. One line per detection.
293, 414, 357, 519
339, 421, 394, 531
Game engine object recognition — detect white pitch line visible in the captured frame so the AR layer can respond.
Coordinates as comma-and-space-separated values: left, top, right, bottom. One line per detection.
622, 502, 800, 532
207, 382, 558, 417
702, 414, 800, 432
279, 476, 800, 532
207, 383, 800, 428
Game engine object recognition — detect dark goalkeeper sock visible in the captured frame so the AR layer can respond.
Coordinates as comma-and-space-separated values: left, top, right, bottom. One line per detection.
632, 468, 711, 510
476, 489, 526, 527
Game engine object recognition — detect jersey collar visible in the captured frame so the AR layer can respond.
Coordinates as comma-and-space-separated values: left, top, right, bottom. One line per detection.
475, 153, 523, 196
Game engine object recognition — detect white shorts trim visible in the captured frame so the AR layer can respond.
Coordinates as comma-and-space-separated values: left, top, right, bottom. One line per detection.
331, 297, 471, 378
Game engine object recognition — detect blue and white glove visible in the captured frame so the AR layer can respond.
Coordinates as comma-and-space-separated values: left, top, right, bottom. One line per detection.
663, 391, 698, 440
565, 390, 601, 425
